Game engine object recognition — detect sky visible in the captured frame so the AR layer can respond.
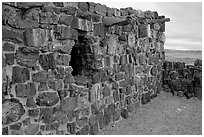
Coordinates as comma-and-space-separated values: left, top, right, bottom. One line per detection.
100, 2, 202, 50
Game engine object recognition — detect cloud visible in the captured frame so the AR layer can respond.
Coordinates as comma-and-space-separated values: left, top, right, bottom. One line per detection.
100, 2, 202, 50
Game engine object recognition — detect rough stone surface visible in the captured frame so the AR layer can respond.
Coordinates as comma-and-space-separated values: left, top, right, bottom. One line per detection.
15, 82, 37, 98
2, 98, 25, 125
12, 66, 30, 84
2, 2, 172, 135
36, 92, 59, 107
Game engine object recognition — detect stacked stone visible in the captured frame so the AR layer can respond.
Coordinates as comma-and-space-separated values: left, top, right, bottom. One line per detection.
2, 2, 168, 135
163, 59, 202, 99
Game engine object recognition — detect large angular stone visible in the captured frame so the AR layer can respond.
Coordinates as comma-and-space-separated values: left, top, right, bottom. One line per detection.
28, 108, 39, 117
39, 107, 54, 124
121, 108, 129, 119
39, 12, 59, 24
3, 42, 15, 51
5, 53, 15, 65
39, 53, 55, 70
15, 82, 37, 98
94, 3, 107, 16
93, 23, 105, 37
55, 54, 71, 66
60, 97, 78, 111
16, 47, 39, 68
59, 15, 73, 26
24, 124, 40, 135
32, 70, 55, 82
2, 98, 25, 125
139, 24, 148, 38
9, 122, 22, 130
54, 25, 78, 40
12, 66, 30, 84
24, 28, 50, 47
36, 92, 59, 107
194, 59, 202, 66
71, 17, 93, 31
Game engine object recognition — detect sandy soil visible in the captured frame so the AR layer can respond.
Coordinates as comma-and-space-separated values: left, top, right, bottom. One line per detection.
98, 92, 202, 135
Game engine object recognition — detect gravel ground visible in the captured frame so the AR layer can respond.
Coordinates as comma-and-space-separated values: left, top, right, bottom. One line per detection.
98, 91, 202, 135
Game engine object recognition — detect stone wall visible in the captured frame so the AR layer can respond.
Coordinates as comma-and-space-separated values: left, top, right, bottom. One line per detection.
163, 59, 202, 100
2, 2, 169, 135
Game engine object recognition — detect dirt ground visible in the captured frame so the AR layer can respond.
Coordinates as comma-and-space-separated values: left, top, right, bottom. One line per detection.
98, 91, 202, 135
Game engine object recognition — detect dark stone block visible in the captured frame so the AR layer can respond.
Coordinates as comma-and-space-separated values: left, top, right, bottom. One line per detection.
28, 108, 39, 117
194, 87, 202, 100
12, 66, 30, 84
139, 24, 148, 38
121, 108, 129, 119
184, 92, 194, 99
93, 23, 105, 37
5, 53, 15, 65
39, 53, 55, 70
15, 82, 36, 98
39, 107, 54, 124
194, 59, 202, 66
36, 92, 59, 107
26, 98, 37, 108
2, 26, 24, 44
22, 117, 31, 126
67, 123, 76, 134
173, 62, 185, 69
150, 66, 158, 76
55, 54, 71, 66
10, 122, 22, 130
32, 70, 55, 82
125, 96, 132, 105
54, 25, 78, 40
60, 97, 78, 111
2, 98, 25, 125
2, 127, 8, 135
59, 14, 73, 26
16, 47, 39, 68
3, 42, 15, 51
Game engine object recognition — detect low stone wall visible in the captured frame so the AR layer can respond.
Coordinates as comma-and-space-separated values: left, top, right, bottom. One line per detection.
163, 59, 202, 100
2, 2, 169, 135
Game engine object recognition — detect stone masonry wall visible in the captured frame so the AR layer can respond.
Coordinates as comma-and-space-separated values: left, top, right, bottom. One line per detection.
2, 2, 169, 135
163, 59, 202, 100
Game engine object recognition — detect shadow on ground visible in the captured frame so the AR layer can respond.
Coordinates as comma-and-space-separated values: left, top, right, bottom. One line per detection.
98, 92, 202, 135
